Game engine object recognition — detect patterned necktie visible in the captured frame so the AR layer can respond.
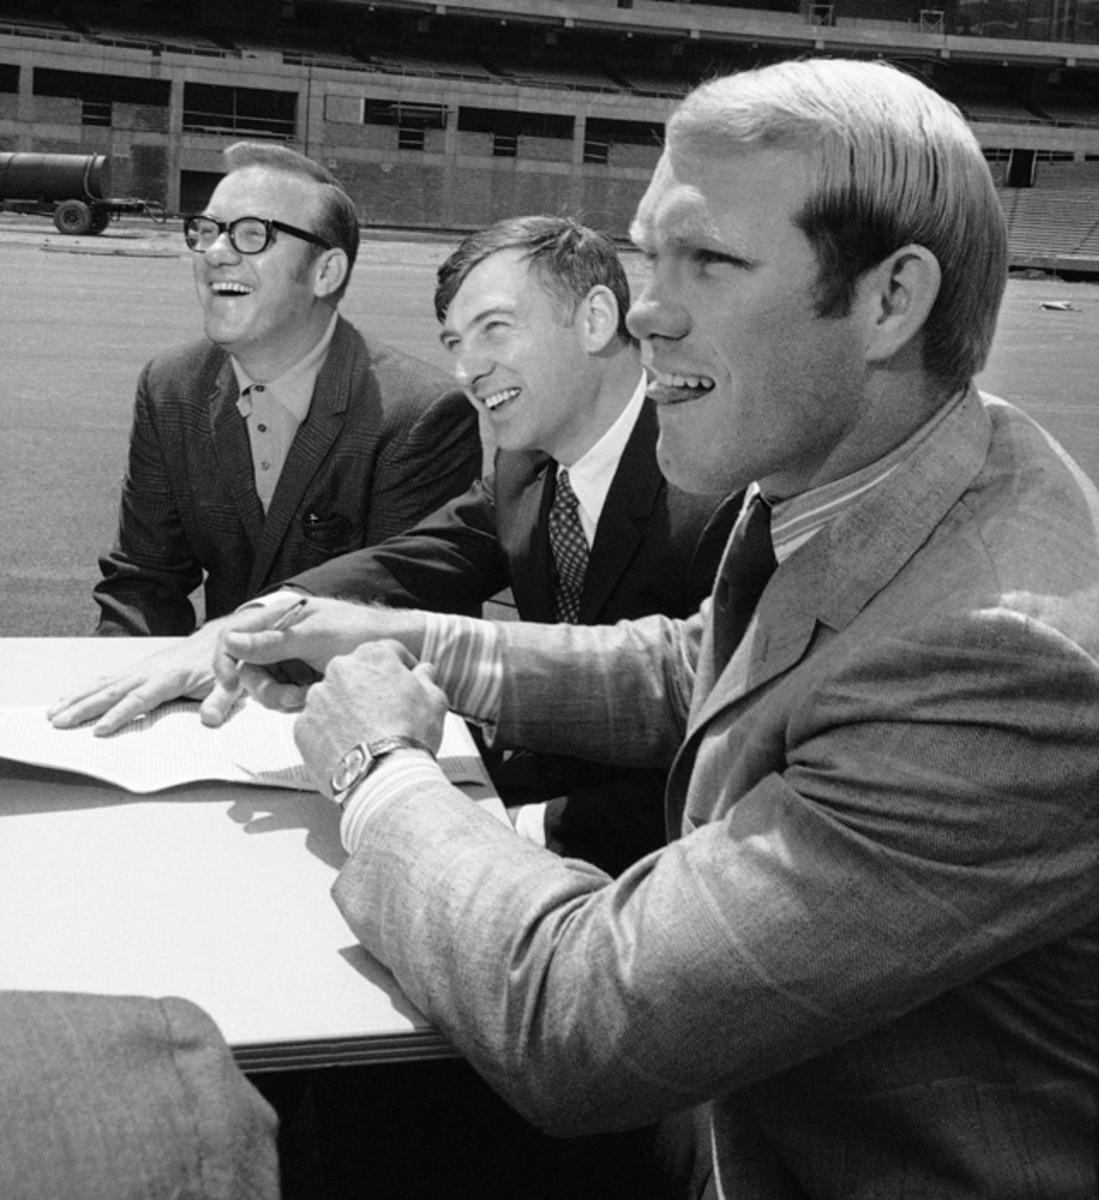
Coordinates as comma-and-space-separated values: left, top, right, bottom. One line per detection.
711, 492, 777, 671
548, 467, 589, 623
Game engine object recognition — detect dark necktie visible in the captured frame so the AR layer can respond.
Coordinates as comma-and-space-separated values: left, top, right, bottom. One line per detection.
548, 467, 589, 623
711, 492, 777, 671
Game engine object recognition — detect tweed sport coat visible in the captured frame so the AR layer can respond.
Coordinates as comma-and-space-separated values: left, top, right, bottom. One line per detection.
0, 991, 277, 1199
94, 316, 480, 635
333, 387, 1099, 1199
289, 398, 738, 872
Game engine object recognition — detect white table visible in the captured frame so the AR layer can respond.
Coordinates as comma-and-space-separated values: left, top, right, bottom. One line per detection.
0, 638, 491, 1072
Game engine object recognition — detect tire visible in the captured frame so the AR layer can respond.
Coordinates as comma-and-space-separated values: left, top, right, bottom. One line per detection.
88, 207, 111, 234
53, 200, 93, 235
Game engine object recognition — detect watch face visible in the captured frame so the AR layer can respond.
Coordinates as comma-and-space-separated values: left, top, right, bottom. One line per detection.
331, 744, 368, 795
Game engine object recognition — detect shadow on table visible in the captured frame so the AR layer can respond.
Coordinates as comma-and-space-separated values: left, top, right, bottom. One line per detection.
226, 789, 345, 869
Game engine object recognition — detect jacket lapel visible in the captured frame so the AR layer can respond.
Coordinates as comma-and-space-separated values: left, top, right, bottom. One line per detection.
247, 318, 354, 594
208, 357, 264, 545
687, 387, 994, 735
580, 402, 661, 621
508, 457, 558, 623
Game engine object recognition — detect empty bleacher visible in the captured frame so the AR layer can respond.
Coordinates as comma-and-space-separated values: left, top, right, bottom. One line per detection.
1031, 97, 1099, 128
607, 64, 690, 98
362, 47, 503, 83
487, 58, 624, 93
1000, 165, 1099, 270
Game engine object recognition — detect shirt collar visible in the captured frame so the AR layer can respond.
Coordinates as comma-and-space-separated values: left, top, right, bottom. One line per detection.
559, 372, 647, 521
233, 310, 339, 421
763, 387, 968, 564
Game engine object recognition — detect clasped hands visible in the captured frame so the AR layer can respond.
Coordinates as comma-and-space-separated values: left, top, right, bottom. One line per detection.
215, 600, 447, 787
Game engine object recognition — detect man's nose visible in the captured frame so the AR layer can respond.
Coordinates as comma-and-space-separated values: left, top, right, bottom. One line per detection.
626, 273, 689, 343
204, 229, 241, 264
452, 349, 489, 389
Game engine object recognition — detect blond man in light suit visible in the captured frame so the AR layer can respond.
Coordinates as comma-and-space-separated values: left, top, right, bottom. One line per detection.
216, 59, 1099, 1199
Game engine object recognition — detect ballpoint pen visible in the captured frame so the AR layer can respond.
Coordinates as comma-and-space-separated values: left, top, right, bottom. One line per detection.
270, 596, 309, 632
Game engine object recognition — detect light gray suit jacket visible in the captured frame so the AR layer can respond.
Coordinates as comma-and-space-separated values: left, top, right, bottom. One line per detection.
334, 389, 1099, 1199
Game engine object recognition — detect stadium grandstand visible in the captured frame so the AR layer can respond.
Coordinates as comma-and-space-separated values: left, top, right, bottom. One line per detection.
4, 0, 1099, 273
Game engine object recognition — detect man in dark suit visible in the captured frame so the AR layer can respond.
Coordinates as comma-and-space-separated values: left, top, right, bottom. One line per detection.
277, 215, 735, 872
92, 139, 478, 637
0, 990, 278, 1199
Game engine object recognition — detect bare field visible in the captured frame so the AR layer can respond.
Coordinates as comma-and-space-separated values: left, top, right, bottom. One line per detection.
3, 216, 1098, 636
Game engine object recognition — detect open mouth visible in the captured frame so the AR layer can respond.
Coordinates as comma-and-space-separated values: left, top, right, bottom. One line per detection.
646, 368, 716, 406
479, 386, 521, 413
210, 281, 254, 298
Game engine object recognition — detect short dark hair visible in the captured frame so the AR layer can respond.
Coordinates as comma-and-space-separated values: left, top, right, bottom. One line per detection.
223, 142, 360, 295
434, 215, 635, 345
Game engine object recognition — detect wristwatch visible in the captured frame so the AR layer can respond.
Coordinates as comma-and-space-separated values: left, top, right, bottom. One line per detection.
329, 735, 433, 807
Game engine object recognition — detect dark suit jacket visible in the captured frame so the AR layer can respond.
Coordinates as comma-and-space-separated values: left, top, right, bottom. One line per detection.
94, 315, 480, 636
290, 400, 737, 873
0, 990, 278, 1199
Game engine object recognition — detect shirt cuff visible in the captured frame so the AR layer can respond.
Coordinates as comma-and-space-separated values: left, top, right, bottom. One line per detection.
339, 750, 442, 855
420, 610, 503, 727
512, 801, 549, 848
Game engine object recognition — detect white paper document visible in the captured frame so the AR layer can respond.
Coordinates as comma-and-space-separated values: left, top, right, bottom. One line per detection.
0, 700, 492, 795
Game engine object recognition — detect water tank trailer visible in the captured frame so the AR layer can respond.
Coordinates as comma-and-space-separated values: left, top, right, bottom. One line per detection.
0, 152, 166, 234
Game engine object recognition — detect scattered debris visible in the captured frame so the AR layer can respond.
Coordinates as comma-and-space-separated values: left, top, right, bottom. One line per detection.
1039, 300, 1079, 311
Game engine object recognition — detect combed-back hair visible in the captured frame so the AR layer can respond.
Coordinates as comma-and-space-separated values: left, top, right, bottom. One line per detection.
434, 215, 636, 345
668, 58, 1008, 391
223, 141, 360, 294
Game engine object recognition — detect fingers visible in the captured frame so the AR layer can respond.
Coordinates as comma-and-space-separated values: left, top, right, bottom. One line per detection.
46, 676, 113, 721
87, 688, 163, 737
199, 679, 243, 727
218, 628, 300, 667
410, 660, 445, 702
49, 677, 148, 733
211, 639, 244, 695
237, 667, 309, 710
238, 664, 309, 713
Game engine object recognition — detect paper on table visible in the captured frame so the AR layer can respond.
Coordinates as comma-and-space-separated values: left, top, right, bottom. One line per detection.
0, 700, 492, 795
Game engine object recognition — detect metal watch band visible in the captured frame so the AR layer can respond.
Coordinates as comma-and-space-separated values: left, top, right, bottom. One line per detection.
329, 734, 434, 806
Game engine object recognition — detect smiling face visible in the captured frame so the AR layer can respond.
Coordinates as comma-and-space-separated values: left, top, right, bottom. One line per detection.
628, 145, 873, 499
438, 248, 606, 462
192, 166, 336, 379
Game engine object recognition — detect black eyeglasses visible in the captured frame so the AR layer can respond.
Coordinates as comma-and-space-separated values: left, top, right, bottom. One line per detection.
183, 214, 333, 255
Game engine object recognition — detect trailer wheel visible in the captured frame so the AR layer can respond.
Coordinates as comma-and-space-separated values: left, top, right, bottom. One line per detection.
88, 208, 111, 234
53, 200, 93, 235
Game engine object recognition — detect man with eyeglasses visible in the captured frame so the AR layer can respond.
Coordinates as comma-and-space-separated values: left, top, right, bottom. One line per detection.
90, 140, 479, 644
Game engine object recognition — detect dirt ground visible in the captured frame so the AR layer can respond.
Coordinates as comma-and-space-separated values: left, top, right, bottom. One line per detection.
3, 212, 1098, 636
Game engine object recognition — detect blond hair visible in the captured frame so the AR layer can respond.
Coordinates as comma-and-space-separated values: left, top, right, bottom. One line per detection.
670, 58, 1007, 390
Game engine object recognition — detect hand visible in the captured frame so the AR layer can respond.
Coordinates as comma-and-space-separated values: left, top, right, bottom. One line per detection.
47, 619, 230, 736
213, 598, 428, 715
294, 641, 448, 796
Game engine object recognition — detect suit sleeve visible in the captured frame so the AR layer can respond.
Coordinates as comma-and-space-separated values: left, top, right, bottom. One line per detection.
281, 475, 509, 617
518, 493, 742, 874
361, 378, 481, 547
332, 605, 1099, 1136
94, 364, 203, 636
0, 991, 278, 1200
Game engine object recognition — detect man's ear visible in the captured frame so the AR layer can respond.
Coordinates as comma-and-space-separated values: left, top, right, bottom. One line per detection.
860, 244, 941, 365
312, 248, 350, 300
579, 285, 620, 353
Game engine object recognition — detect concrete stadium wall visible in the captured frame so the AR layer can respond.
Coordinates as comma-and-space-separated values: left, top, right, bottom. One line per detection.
4, 21, 1099, 240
